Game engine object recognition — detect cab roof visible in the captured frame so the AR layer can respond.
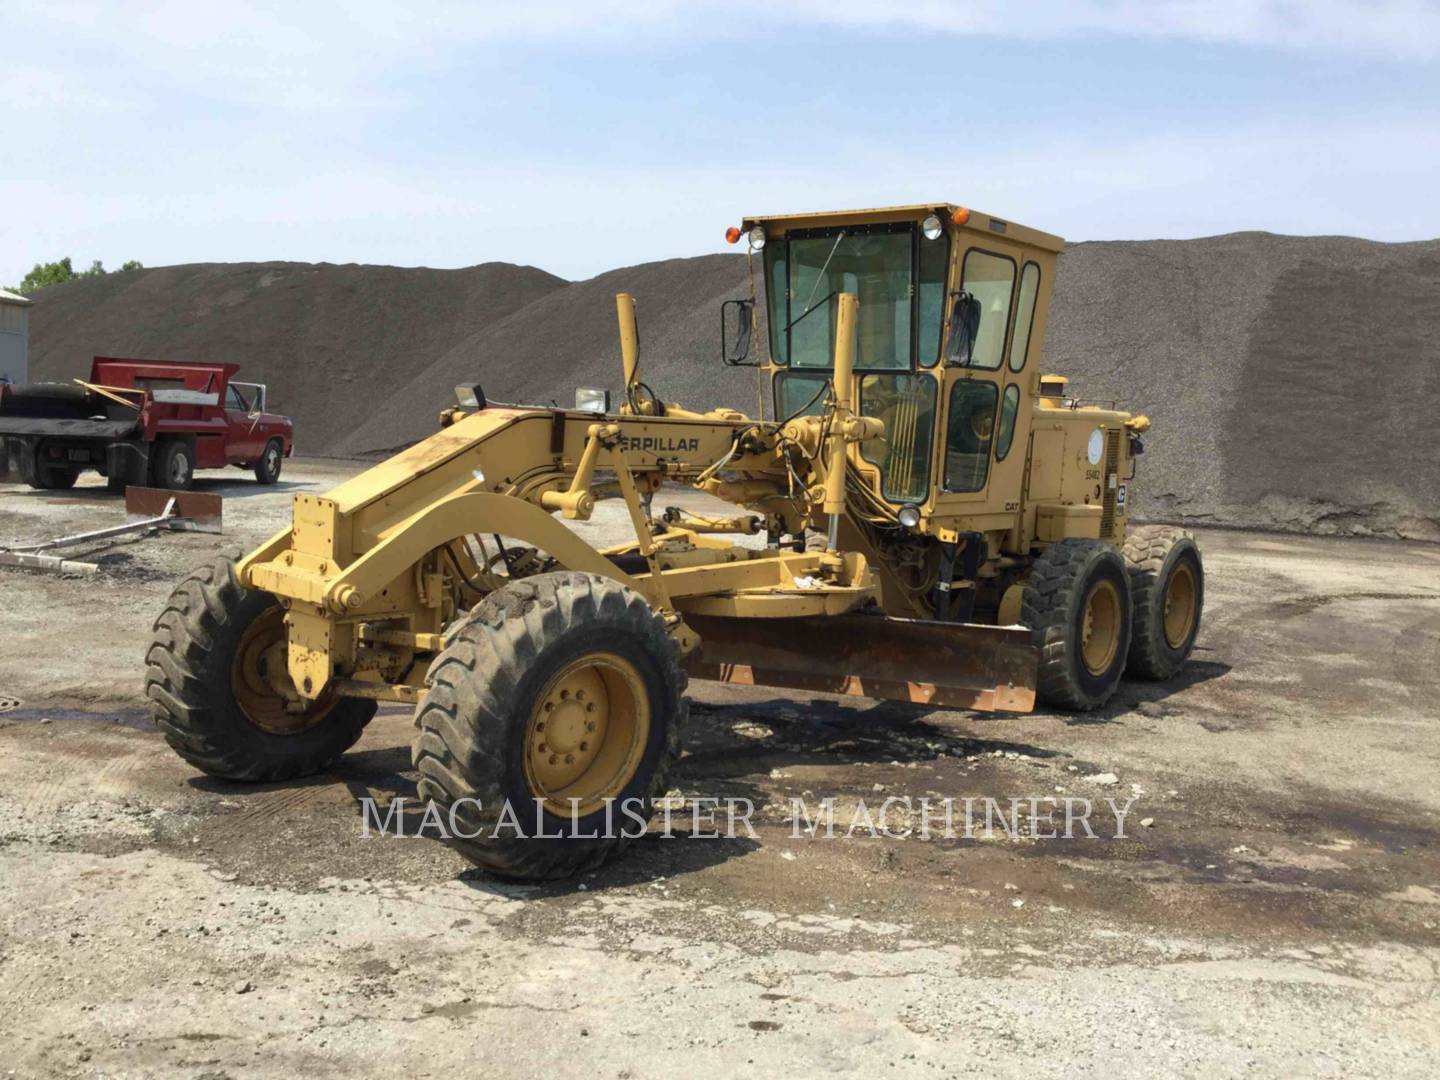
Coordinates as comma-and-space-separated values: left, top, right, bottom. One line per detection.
741, 202, 1064, 253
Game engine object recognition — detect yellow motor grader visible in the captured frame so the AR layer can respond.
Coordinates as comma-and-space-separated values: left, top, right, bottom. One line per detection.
145, 203, 1203, 879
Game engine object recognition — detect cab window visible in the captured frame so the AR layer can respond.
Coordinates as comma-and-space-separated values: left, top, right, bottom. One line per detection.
765, 243, 787, 365
944, 379, 998, 492
995, 384, 1020, 461
787, 230, 912, 370
225, 385, 250, 411
960, 250, 1016, 370
1008, 262, 1040, 372
858, 373, 937, 503
773, 370, 829, 420
917, 231, 949, 367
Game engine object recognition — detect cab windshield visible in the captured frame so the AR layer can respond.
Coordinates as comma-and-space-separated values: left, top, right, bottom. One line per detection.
766, 224, 948, 371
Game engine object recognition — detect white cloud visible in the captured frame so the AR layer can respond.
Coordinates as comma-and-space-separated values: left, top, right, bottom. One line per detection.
6, 1, 1436, 119
772, 0, 1440, 59
3, 0, 1436, 284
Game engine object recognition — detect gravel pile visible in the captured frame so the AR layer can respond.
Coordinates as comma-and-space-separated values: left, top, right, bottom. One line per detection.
1045, 233, 1440, 540
329, 253, 764, 457
25, 260, 567, 456
25, 233, 1439, 539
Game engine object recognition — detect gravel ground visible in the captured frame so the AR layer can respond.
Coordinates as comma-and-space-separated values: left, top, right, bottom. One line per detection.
1, 462, 1439, 1077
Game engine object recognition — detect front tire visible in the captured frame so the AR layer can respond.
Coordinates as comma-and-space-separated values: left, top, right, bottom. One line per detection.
254, 439, 283, 484
412, 572, 687, 881
1123, 525, 1203, 679
144, 557, 376, 781
1022, 538, 1133, 711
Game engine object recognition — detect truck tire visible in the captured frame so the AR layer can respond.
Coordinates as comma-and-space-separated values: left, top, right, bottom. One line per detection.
30, 460, 79, 490
153, 440, 194, 491
413, 571, 687, 881
1022, 538, 1133, 711
144, 556, 376, 781
254, 439, 283, 484
1122, 525, 1203, 680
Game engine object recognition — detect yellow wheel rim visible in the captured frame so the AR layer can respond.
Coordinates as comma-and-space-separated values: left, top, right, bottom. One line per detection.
231, 606, 339, 735
1163, 561, 1198, 649
523, 652, 649, 818
1080, 579, 1122, 676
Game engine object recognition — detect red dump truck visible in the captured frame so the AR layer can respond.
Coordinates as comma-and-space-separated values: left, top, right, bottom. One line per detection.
0, 357, 293, 491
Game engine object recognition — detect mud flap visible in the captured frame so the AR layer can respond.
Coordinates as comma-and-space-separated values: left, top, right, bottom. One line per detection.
683, 613, 1037, 714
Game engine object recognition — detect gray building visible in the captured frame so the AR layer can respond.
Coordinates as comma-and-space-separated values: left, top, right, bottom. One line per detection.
0, 288, 31, 385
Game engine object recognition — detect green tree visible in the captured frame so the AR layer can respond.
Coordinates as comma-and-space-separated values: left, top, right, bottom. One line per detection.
17, 257, 75, 292
9, 256, 144, 294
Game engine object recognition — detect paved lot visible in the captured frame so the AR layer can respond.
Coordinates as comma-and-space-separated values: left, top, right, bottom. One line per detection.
2, 461, 1439, 1077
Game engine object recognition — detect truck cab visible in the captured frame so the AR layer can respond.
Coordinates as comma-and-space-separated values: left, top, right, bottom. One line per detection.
225, 380, 290, 481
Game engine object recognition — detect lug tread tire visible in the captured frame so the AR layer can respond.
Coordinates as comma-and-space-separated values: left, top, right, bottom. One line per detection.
1122, 525, 1204, 680
143, 556, 376, 781
412, 571, 687, 881
1021, 538, 1133, 712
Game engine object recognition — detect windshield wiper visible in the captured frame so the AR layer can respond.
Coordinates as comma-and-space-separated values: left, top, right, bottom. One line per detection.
782, 290, 837, 333
785, 229, 847, 333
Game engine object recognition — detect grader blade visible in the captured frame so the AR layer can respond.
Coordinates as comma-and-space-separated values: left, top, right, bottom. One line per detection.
683, 613, 1037, 714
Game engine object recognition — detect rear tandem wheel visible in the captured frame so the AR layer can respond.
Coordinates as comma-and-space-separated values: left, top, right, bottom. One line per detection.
1021, 538, 1133, 711
1122, 525, 1204, 680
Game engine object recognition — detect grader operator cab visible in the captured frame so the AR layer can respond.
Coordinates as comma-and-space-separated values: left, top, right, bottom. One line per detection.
145, 203, 1203, 879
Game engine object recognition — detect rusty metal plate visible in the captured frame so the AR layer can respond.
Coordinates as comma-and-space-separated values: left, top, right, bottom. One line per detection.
684, 612, 1037, 714
124, 486, 223, 532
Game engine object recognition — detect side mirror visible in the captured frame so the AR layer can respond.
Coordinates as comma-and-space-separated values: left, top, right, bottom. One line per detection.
721, 298, 757, 366
944, 292, 981, 366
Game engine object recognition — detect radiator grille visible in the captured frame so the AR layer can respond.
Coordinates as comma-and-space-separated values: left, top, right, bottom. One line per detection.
1100, 428, 1122, 537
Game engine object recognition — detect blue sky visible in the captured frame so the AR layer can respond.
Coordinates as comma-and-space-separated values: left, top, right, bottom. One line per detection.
4, 1, 1439, 286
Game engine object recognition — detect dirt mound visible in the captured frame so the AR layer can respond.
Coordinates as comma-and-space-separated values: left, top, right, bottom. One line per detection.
22, 235, 1439, 540
25, 260, 567, 456
331, 253, 763, 456
1044, 233, 1440, 540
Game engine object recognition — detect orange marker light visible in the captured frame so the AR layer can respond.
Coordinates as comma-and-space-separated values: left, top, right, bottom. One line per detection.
951, 207, 971, 226
725, 226, 742, 244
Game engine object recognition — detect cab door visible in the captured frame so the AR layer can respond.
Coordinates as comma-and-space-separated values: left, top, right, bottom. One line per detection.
223, 384, 263, 463
934, 246, 1020, 510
